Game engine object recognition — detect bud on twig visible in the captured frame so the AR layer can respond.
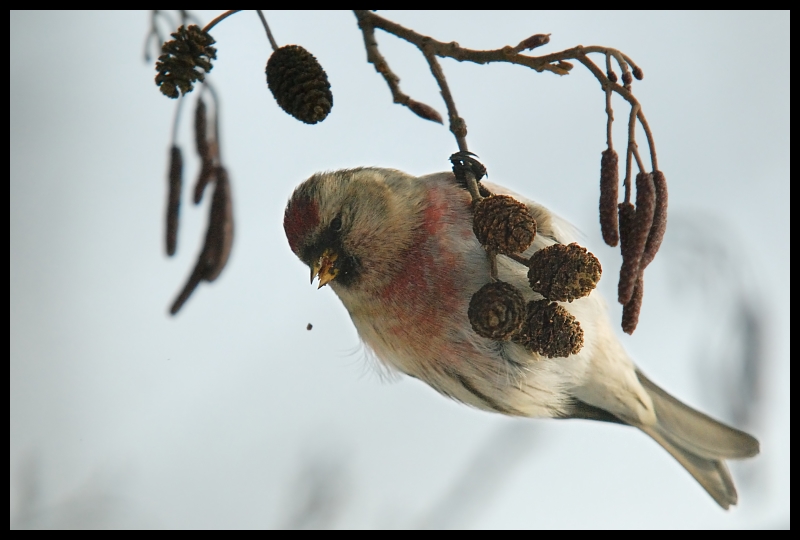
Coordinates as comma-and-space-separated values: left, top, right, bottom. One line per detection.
622, 71, 633, 86
407, 99, 443, 124
632, 66, 644, 80
515, 33, 550, 52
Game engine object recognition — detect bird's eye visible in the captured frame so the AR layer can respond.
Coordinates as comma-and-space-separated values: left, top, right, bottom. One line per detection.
330, 216, 342, 232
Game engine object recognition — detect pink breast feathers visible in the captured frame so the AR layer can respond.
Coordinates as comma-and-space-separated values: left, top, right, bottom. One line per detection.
284, 196, 320, 253
378, 187, 465, 338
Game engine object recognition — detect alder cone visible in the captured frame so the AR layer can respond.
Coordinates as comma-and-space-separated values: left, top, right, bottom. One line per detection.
266, 45, 332, 124
472, 195, 537, 255
155, 25, 217, 99
468, 281, 525, 340
528, 243, 601, 302
514, 300, 584, 358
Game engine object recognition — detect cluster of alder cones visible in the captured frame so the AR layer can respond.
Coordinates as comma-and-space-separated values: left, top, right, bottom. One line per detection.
154, 21, 664, 330
155, 25, 333, 313
155, 25, 332, 125
467, 192, 602, 358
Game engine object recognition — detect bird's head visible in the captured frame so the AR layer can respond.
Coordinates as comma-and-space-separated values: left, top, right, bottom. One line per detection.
284, 168, 424, 292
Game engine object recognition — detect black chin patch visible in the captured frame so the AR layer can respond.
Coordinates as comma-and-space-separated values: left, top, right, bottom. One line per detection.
301, 219, 362, 288
332, 252, 360, 287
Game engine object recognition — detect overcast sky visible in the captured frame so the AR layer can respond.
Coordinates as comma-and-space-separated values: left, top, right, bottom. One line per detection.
10, 11, 789, 528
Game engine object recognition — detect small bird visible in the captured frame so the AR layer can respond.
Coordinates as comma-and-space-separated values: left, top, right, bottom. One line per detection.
283, 167, 759, 508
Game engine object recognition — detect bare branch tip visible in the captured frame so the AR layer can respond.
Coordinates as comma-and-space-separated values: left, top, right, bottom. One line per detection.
516, 33, 551, 52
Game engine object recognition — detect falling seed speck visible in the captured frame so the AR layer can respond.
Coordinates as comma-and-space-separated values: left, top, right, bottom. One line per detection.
306, 323, 313, 331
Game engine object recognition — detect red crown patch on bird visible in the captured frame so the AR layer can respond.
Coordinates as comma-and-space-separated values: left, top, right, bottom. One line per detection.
284, 196, 319, 253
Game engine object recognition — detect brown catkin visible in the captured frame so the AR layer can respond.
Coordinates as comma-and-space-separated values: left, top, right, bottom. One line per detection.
193, 159, 216, 204
640, 170, 668, 270
622, 274, 644, 334
633, 172, 656, 261
166, 146, 182, 256
194, 98, 209, 160
170, 263, 203, 315
617, 202, 638, 304
202, 166, 234, 281
618, 173, 656, 305
169, 165, 234, 315
599, 149, 620, 246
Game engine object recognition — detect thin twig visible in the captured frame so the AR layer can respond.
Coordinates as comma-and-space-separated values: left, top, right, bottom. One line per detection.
464, 171, 482, 202
422, 52, 468, 153
628, 103, 645, 173
357, 11, 646, 89
624, 102, 641, 203
632, 144, 645, 174
610, 50, 630, 79
489, 252, 498, 280
203, 10, 241, 34
637, 110, 658, 171
143, 10, 172, 62
355, 10, 656, 184
179, 10, 204, 28
157, 9, 668, 331
604, 55, 614, 151
505, 253, 531, 267
257, 10, 279, 51
358, 11, 567, 75
621, 53, 643, 79
170, 95, 185, 146
354, 11, 443, 124
201, 81, 222, 160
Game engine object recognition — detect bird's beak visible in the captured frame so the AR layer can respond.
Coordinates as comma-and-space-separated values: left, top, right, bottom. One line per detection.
311, 248, 340, 289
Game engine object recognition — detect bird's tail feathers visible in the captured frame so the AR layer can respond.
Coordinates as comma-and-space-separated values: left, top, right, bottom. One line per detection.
640, 423, 739, 509
636, 370, 760, 509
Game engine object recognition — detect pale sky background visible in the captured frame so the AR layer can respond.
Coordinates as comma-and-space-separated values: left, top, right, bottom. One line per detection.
10, 11, 789, 529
